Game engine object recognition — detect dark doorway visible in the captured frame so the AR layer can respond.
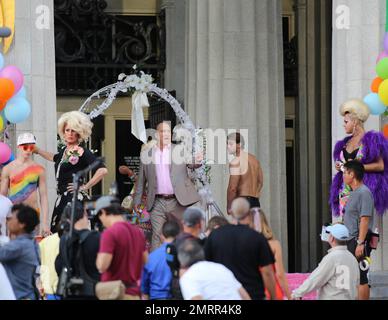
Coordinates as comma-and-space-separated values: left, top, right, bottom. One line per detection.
285, 119, 299, 273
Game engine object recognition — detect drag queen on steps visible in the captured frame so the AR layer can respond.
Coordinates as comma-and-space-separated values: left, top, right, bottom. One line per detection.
34, 111, 108, 232
329, 99, 388, 218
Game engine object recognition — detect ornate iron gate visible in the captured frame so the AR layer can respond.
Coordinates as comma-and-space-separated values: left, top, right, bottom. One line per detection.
54, 0, 166, 96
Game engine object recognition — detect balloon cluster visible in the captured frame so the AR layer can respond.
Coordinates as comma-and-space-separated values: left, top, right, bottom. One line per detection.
365, 35, 388, 116
0, 52, 29, 165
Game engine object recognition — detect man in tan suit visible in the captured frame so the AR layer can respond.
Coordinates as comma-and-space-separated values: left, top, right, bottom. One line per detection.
134, 122, 200, 250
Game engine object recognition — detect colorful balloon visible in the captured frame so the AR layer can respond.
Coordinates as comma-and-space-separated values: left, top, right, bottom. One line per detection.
0, 66, 24, 93
384, 33, 388, 52
4, 97, 31, 124
0, 100, 6, 112
377, 51, 388, 63
0, 115, 4, 132
364, 92, 387, 115
0, 142, 12, 164
371, 77, 383, 93
14, 86, 26, 98
0, 78, 15, 102
384, 124, 388, 139
376, 58, 388, 79
379, 79, 388, 105
3, 153, 15, 166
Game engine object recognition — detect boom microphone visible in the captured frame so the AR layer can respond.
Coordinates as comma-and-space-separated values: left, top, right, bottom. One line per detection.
76, 157, 105, 178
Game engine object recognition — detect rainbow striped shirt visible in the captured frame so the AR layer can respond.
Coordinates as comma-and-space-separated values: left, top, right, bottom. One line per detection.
9, 165, 44, 204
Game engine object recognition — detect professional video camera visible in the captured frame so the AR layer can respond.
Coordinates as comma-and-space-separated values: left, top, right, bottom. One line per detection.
56, 201, 98, 299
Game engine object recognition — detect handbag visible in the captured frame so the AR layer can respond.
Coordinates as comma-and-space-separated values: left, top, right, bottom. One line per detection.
95, 281, 126, 300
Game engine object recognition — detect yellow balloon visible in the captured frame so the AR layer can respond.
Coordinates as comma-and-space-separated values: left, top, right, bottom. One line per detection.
0, 115, 4, 132
378, 79, 388, 105
0, 0, 15, 54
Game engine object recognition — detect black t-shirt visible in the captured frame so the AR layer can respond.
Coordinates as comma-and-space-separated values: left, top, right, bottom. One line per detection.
204, 224, 274, 300
55, 229, 101, 282
54, 147, 105, 194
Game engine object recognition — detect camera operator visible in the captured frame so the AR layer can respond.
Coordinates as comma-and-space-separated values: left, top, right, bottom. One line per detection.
55, 201, 100, 299
96, 196, 147, 300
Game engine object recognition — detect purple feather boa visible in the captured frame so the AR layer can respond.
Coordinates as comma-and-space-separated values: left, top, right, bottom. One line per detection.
329, 131, 388, 216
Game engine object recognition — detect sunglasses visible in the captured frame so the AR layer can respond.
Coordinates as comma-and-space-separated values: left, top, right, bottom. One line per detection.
19, 144, 35, 152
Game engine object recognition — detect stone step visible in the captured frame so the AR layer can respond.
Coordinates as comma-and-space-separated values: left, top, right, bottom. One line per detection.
370, 272, 388, 300
370, 272, 388, 286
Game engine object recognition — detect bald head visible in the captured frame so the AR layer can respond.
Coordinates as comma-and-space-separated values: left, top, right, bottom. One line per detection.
231, 198, 250, 220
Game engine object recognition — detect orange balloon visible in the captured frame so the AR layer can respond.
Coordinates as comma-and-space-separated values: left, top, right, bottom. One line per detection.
371, 77, 383, 93
0, 100, 6, 111
384, 124, 388, 139
0, 78, 15, 102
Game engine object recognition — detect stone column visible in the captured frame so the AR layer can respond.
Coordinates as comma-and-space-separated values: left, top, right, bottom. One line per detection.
4, 0, 57, 217
159, 0, 186, 102
185, 0, 288, 262
332, 0, 388, 271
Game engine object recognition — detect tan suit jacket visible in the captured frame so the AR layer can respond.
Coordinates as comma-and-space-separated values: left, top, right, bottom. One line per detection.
134, 144, 200, 211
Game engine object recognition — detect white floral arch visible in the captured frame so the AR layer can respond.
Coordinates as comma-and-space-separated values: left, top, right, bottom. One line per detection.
79, 71, 224, 220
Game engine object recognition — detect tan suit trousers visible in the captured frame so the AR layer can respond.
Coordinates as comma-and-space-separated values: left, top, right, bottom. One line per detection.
150, 197, 186, 251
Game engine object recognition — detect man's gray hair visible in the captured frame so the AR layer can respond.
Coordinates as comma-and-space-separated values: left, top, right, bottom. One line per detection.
177, 239, 204, 269
231, 197, 250, 220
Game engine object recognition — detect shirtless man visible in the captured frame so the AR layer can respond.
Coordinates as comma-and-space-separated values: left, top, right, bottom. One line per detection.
0, 133, 49, 235
226, 132, 263, 214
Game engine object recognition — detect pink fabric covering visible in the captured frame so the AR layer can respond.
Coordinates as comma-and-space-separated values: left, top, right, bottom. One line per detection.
155, 145, 174, 195
286, 273, 318, 300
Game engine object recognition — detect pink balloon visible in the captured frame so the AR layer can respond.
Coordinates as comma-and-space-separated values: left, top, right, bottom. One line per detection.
0, 142, 12, 164
376, 51, 388, 64
0, 66, 24, 93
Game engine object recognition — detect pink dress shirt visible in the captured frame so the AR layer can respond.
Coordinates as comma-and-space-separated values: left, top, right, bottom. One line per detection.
154, 144, 174, 195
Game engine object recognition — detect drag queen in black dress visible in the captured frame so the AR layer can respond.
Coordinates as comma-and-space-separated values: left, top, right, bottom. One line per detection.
35, 111, 107, 232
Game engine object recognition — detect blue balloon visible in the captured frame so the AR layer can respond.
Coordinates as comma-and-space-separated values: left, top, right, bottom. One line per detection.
4, 97, 31, 124
363, 93, 387, 116
14, 86, 27, 98
3, 153, 15, 165
0, 53, 4, 69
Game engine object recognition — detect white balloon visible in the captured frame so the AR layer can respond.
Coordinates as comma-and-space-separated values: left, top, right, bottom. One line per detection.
0, 195, 12, 236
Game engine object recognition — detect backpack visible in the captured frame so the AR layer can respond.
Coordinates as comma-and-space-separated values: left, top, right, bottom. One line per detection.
165, 241, 183, 300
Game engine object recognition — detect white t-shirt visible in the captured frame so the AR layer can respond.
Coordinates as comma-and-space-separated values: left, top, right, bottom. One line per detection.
0, 195, 12, 236
180, 261, 243, 300
0, 263, 16, 300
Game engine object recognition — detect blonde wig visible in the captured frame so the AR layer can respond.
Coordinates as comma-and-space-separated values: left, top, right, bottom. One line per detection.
58, 111, 93, 143
339, 99, 370, 124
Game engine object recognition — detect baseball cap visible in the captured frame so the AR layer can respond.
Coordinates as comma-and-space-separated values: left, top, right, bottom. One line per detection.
326, 224, 350, 241
94, 196, 119, 214
183, 207, 205, 227
17, 132, 36, 145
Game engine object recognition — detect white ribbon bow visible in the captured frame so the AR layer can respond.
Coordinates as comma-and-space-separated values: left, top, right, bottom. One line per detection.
131, 91, 150, 143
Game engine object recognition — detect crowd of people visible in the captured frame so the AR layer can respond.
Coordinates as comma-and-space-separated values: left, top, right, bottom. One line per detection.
0, 97, 388, 300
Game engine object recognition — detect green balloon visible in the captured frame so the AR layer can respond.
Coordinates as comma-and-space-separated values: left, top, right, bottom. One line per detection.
376, 58, 388, 79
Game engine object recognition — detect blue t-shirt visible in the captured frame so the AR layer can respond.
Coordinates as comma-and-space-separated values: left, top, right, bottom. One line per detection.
0, 234, 39, 299
141, 242, 172, 299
